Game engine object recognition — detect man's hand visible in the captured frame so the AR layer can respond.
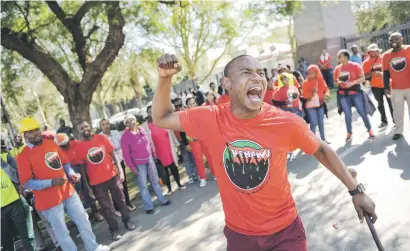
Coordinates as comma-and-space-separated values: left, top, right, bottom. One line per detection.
384, 88, 391, 97
186, 145, 192, 152
51, 177, 67, 187
70, 173, 81, 183
353, 193, 377, 223
324, 94, 330, 102
312, 88, 318, 94
157, 54, 181, 78
88, 188, 96, 200
374, 71, 383, 77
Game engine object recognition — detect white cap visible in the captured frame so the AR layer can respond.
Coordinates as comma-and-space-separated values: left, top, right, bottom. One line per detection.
367, 43, 382, 52
123, 114, 136, 125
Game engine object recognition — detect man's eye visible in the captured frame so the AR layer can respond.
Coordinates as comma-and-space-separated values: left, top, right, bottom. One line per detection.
259, 72, 265, 76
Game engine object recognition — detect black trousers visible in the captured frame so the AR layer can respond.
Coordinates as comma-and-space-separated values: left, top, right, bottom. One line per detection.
371, 87, 394, 123
164, 162, 182, 192
1, 199, 35, 251
321, 69, 334, 89
113, 160, 132, 211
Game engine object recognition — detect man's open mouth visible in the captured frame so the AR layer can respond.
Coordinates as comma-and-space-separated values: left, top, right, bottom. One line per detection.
246, 87, 262, 101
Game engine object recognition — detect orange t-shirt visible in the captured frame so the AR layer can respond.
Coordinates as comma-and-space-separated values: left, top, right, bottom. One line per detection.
217, 94, 230, 105
333, 62, 364, 95
363, 56, 384, 88
17, 140, 75, 211
272, 78, 301, 109
74, 134, 117, 186
382, 46, 410, 89
178, 103, 320, 235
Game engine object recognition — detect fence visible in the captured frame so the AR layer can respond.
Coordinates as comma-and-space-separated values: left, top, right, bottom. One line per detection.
342, 23, 410, 51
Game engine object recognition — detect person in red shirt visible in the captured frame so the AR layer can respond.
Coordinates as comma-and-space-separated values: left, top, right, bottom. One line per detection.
302, 65, 330, 143
319, 48, 335, 89
334, 49, 375, 141
217, 80, 231, 105
152, 53, 377, 251
272, 73, 303, 117
17, 117, 109, 251
55, 133, 104, 222
363, 43, 394, 128
382, 32, 410, 140
75, 122, 136, 241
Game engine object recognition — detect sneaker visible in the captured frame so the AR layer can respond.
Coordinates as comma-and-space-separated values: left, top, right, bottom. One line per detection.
166, 191, 172, 196
392, 134, 403, 140
199, 179, 207, 188
323, 139, 331, 144
112, 230, 122, 241
368, 130, 376, 139
178, 185, 187, 190
193, 175, 199, 181
95, 244, 111, 251
378, 122, 388, 128
346, 133, 352, 142
114, 211, 121, 217
93, 213, 104, 222
127, 205, 137, 211
162, 200, 171, 206
145, 209, 155, 214
124, 220, 136, 231
188, 177, 195, 184
213, 176, 217, 180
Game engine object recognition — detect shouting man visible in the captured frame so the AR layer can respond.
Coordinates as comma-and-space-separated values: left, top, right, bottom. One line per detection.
151, 54, 377, 251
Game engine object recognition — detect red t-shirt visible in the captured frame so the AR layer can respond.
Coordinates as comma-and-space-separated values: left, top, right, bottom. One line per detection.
333, 62, 364, 95
363, 56, 384, 88
178, 103, 320, 235
74, 134, 117, 186
217, 94, 230, 105
382, 46, 410, 89
263, 89, 274, 105
60, 140, 82, 166
17, 140, 75, 211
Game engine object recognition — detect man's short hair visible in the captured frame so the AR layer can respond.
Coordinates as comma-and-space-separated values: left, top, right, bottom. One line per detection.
99, 118, 109, 126
223, 55, 250, 77
185, 97, 194, 106
209, 82, 215, 87
337, 49, 350, 60
389, 32, 402, 40
173, 98, 182, 104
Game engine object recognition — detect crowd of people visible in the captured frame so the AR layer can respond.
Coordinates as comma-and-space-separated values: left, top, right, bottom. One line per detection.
1, 31, 408, 251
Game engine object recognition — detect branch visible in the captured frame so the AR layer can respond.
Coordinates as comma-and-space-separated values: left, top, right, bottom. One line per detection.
85, 25, 99, 39
80, 2, 125, 99
1, 28, 75, 98
75, 2, 100, 20
198, 39, 231, 85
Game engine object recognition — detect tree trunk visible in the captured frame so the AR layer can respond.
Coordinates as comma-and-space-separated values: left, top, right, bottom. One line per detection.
288, 17, 297, 66
33, 91, 49, 127
67, 97, 92, 136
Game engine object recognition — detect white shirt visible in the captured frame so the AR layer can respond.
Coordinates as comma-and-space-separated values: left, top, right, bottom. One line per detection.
100, 130, 123, 162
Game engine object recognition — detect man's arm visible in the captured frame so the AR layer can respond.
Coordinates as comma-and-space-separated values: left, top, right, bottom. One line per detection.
79, 164, 94, 198
383, 71, 391, 89
110, 151, 124, 179
152, 54, 184, 131
63, 163, 76, 178
314, 142, 377, 223
24, 179, 53, 190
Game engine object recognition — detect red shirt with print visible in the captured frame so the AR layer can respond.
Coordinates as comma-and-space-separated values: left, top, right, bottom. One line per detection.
17, 140, 75, 211
74, 134, 117, 186
333, 62, 364, 95
382, 46, 410, 89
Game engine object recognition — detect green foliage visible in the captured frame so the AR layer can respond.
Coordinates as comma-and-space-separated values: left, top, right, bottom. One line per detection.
354, 1, 410, 34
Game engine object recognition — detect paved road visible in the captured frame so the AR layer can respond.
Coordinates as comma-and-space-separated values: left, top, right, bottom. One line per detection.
48, 95, 410, 251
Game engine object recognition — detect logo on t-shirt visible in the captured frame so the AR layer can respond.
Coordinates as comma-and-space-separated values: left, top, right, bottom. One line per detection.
390, 57, 407, 72
372, 63, 382, 71
87, 147, 105, 164
338, 71, 350, 82
223, 140, 271, 191
45, 152, 62, 170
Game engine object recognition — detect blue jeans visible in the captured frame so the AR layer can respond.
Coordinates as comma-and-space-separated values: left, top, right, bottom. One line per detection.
307, 106, 325, 140
181, 146, 197, 178
40, 193, 98, 251
136, 160, 168, 211
339, 93, 372, 134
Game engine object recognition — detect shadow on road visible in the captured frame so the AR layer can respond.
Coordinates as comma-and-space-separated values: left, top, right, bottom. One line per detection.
387, 138, 410, 180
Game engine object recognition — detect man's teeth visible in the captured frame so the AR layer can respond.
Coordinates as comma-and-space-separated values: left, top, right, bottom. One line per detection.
249, 87, 262, 92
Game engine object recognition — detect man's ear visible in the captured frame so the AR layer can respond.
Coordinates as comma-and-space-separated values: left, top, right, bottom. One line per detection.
222, 77, 232, 91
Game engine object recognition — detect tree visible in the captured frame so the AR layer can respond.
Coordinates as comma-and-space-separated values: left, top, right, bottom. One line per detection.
143, 1, 252, 82
265, 0, 303, 65
1, 1, 125, 128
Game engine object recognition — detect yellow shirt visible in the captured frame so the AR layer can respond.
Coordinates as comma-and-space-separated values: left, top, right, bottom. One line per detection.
9, 145, 26, 158
277, 73, 296, 88
0, 168, 19, 207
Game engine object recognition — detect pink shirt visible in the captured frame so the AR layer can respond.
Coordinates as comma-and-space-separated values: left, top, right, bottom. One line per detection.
120, 127, 156, 171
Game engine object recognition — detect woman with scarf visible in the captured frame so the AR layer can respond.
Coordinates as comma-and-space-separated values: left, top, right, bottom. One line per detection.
272, 72, 304, 117
120, 114, 170, 214
302, 65, 330, 143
